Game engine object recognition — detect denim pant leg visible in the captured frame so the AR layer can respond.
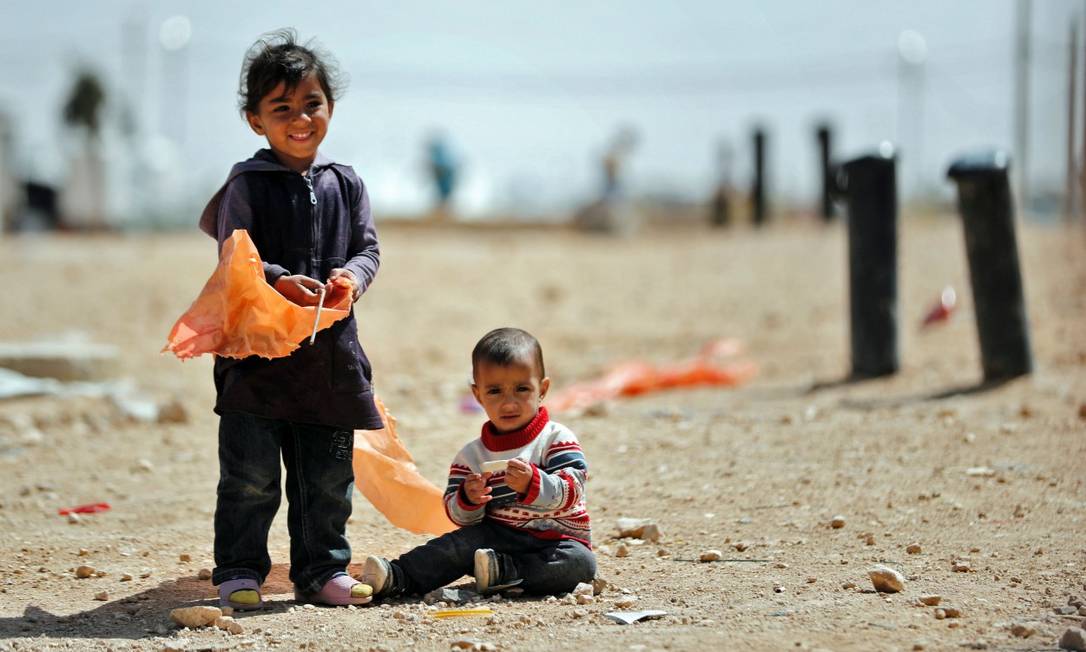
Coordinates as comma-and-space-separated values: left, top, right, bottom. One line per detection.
393, 523, 501, 595
281, 423, 356, 594
212, 413, 284, 586
511, 539, 597, 595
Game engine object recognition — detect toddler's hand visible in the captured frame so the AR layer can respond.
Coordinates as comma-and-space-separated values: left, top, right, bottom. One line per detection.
327, 268, 360, 303
505, 459, 533, 494
462, 472, 492, 505
274, 274, 325, 306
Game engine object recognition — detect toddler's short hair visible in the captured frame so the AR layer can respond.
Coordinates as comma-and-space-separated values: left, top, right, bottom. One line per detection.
472, 328, 545, 380
238, 28, 345, 115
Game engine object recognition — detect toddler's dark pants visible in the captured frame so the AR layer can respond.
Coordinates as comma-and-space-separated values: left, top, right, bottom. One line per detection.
391, 520, 596, 596
211, 412, 356, 595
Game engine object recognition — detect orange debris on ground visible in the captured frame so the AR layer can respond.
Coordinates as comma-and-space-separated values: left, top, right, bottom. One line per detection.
162, 229, 352, 360
547, 338, 757, 413
353, 397, 456, 535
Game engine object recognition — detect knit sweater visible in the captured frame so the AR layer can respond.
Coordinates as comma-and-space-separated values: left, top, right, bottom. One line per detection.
443, 408, 591, 546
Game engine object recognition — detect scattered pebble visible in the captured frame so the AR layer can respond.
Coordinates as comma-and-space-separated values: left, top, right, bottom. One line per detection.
170, 605, 221, 628
197, 568, 212, 581
919, 595, 941, 606
906, 544, 922, 554
733, 542, 748, 552
93, 591, 108, 601
614, 596, 637, 609
75, 565, 95, 579
214, 616, 243, 635
120, 573, 133, 582
1059, 627, 1086, 652
830, 516, 846, 529
615, 544, 630, 558
178, 553, 191, 563
67, 513, 81, 525
591, 577, 608, 595
952, 561, 971, 573
965, 466, 995, 477
615, 518, 661, 542
699, 550, 722, 562
1010, 623, 1036, 638
868, 565, 905, 593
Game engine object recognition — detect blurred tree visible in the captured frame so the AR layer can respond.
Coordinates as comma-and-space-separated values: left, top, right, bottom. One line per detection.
62, 71, 106, 136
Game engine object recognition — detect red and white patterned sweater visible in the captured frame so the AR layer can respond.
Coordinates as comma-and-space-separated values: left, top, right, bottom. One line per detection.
443, 407, 591, 546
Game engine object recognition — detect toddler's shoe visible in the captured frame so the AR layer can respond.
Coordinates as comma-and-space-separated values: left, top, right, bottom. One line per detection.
294, 572, 373, 607
218, 578, 263, 611
360, 555, 397, 598
473, 548, 523, 594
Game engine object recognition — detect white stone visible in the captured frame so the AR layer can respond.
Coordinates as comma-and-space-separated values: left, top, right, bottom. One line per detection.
868, 565, 905, 593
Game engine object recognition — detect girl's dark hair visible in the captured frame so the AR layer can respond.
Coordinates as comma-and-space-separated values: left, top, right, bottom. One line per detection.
238, 28, 346, 115
472, 328, 546, 380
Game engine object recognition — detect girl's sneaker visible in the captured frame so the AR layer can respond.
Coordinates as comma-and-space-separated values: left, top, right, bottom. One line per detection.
218, 578, 263, 611
294, 572, 373, 607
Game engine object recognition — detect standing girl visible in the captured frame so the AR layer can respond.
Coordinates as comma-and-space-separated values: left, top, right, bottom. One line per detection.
197, 29, 381, 608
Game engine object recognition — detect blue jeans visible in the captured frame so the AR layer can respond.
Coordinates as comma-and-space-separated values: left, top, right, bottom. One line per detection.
211, 412, 355, 594
392, 521, 596, 596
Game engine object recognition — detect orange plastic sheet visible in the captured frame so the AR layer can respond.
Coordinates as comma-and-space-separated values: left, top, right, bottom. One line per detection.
163, 229, 352, 360
353, 397, 456, 535
547, 338, 757, 413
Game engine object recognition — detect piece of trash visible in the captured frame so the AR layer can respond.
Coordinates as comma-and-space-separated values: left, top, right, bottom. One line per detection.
547, 339, 756, 413
965, 466, 996, 477
433, 607, 494, 619
604, 609, 667, 625
58, 502, 111, 516
920, 286, 956, 329
163, 230, 352, 360
458, 393, 484, 414
481, 459, 510, 473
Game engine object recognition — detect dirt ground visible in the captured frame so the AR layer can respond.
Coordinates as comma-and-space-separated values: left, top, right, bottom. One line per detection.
0, 215, 1083, 651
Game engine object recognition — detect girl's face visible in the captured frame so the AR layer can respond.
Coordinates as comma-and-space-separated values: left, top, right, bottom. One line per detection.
246, 72, 333, 173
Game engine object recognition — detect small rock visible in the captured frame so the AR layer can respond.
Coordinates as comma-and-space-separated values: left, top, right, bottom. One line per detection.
965, 466, 995, 477
614, 596, 637, 609
830, 516, 846, 529
806, 577, 817, 584
919, 594, 941, 606
615, 518, 661, 542
178, 553, 191, 563
943, 607, 962, 618
906, 544, 922, 554
864, 534, 876, 546
197, 568, 212, 580
572, 582, 593, 597
952, 561, 971, 573
615, 543, 630, 558
841, 581, 856, 590
773, 585, 785, 593
733, 542, 748, 552
170, 605, 221, 628
591, 577, 607, 595
94, 591, 109, 601
78, 548, 89, 556
868, 564, 905, 593
214, 616, 243, 635
67, 512, 81, 525
934, 608, 946, 620
1058, 606, 1080, 616
75, 565, 95, 579
1059, 627, 1086, 651
700, 550, 723, 562
576, 593, 594, 605
120, 573, 133, 582
1010, 623, 1036, 638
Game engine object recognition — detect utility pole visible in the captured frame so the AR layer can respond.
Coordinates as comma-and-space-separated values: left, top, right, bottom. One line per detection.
1068, 21, 1079, 223
1013, 0, 1031, 214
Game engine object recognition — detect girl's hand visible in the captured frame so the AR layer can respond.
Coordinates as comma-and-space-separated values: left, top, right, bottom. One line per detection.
274, 274, 325, 306
462, 472, 493, 505
504, 459, 533, 494
327, 268, 360, 303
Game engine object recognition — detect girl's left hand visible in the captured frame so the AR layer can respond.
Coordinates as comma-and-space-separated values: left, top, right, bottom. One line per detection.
505, 458, 533, 494
327, 268, 360, 303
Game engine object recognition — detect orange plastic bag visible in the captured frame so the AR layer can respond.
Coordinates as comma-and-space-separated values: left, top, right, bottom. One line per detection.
548, 338, 757, 413
354, 397, 456, 535
163, 229, 352, 360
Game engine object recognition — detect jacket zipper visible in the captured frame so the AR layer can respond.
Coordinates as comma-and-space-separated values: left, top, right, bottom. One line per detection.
303, 171, 318, 270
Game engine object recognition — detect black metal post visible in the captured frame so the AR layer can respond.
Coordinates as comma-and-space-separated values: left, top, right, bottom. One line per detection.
751, 127, 767, 226
840, 148, 899, 378
817, 124, 835, 222
946, 150, 1033, 381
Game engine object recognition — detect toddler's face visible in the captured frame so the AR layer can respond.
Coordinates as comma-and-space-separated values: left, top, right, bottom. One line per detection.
471, 359, 550, 433
246, 72, 332, 173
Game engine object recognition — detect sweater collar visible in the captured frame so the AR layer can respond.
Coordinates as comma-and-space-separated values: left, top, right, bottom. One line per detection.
481, 407, 550, 451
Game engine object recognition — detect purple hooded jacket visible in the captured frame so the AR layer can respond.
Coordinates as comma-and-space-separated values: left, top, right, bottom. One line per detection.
199, 149, 383, 430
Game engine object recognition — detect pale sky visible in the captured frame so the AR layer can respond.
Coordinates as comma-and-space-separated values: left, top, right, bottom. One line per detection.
0, 1, 1077, 219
